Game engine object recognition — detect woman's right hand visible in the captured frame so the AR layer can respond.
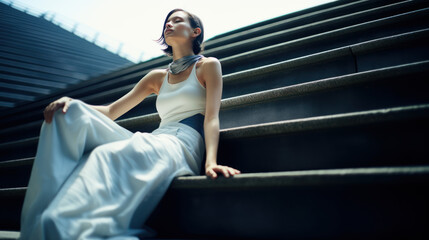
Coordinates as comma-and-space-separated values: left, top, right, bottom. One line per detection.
43, 96, 73, 123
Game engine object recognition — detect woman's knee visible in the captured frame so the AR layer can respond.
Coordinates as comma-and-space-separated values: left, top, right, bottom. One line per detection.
53, 99, 89, 124
65, 99, 86, 116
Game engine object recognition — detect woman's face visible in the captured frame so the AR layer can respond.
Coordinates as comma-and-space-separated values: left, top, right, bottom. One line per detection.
164, 11, 195, 45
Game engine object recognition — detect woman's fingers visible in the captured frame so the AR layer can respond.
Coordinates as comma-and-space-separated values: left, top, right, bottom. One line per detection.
207, 169, 217, 179
62, 100, 70, 113
206, 167, 219, 179
227, 167, 240, 176
220, 166, 229, 177
206, 165, 241, 179
43, 100, 67, 123
219, 165, 240, 177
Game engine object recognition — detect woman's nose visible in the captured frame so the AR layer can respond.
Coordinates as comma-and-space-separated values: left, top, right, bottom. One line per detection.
166, 22, 173, 29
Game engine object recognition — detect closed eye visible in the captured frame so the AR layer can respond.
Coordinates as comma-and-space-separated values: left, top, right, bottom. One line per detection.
168, 16, 184, 24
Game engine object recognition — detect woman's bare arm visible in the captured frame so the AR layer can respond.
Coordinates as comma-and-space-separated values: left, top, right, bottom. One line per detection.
202, 57, 241, 179
88, 70, 164, 121
43, 70, 163, 123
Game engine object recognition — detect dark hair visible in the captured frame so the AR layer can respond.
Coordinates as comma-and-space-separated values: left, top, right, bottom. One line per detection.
157, 9, 204, 56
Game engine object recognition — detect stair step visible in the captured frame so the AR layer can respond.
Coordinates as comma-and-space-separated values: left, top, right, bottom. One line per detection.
1, 165, 428, 238
0, 230, 19, 240
2, 165, 428, 195
148, 165, 429, 239
218, 103, 429, 172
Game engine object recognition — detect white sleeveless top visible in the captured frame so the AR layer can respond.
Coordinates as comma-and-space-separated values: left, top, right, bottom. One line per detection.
156, 62, 206, 127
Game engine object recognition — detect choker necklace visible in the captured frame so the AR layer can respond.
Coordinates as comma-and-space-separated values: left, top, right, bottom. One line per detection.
168, 55, 203, 75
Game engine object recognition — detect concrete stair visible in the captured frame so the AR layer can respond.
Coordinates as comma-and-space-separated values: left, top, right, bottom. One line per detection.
0, 0, 428, 239
0, 2, 132, 110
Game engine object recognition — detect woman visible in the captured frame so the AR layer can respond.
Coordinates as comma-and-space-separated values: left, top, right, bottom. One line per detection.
19, 8, 240, 239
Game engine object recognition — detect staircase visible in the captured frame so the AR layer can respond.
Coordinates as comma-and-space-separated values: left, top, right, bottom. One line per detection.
1, 0, 429, 239
0, 1, 133, 110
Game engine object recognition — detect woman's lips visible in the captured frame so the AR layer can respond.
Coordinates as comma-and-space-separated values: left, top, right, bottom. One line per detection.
165, 29, 173, 34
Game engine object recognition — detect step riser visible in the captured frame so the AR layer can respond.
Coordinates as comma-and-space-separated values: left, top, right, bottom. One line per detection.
218, 117, 429, 173
354, 34, 429, 71
0, 164, 31, 188
0, 122, 42, 143
0, 193, 22, 231
146, 179, 429, 239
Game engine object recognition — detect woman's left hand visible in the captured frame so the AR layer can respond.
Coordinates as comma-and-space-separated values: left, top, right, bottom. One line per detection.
205, 164, 241, 179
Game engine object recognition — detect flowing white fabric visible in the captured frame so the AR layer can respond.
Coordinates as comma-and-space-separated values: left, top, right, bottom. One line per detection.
19, 99, 204, 240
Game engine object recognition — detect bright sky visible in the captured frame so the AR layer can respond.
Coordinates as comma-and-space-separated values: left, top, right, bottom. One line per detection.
5, 0, 335, 63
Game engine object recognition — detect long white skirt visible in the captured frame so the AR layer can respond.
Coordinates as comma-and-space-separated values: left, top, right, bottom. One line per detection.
19, 99, 205, 240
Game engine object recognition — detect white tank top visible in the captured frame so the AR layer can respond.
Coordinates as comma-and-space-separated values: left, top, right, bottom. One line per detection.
156, 62, 206, 127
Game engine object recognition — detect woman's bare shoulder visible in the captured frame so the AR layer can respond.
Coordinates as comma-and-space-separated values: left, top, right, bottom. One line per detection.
145, 68, 167, 78
140, 68, 167, 84
196, 56, 221, 71
142, 68, 168, 93
203, 56, 220, 62
198, 56, 219, 64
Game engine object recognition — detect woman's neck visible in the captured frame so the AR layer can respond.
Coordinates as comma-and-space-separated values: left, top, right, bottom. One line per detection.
171, 44, 194, 61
